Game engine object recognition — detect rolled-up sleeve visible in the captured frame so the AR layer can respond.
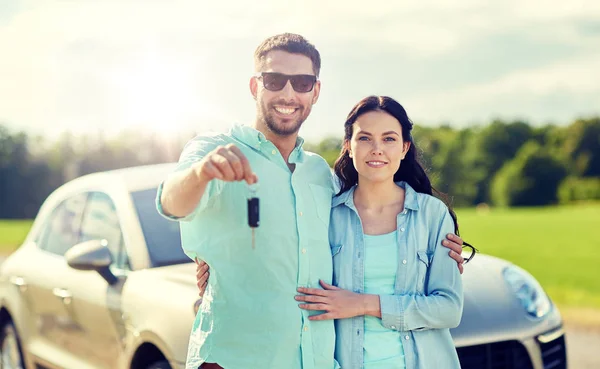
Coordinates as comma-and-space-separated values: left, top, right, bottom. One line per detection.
379, 209, 464, 332
155, 135, 225, 222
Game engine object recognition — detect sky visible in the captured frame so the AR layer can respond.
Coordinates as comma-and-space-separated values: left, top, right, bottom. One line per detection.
0, 0, 599, 141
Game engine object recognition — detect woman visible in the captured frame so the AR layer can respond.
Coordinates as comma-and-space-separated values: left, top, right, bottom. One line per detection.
295, 96, 464, 369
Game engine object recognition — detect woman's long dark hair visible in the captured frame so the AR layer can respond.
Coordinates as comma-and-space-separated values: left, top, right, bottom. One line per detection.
333, 95, 461, 235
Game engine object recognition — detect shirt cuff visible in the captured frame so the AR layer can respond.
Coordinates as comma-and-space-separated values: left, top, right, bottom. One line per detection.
379, 294, 404, 331
155, 181, 195, 222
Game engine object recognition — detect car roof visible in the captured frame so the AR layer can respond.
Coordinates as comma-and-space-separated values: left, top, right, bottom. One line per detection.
71, 162, 178, 193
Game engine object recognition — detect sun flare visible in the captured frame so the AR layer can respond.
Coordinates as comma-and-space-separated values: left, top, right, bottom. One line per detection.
112, 53, 200, 134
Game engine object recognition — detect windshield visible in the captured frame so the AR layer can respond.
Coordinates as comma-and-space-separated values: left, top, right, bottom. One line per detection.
130, 188, 191, 267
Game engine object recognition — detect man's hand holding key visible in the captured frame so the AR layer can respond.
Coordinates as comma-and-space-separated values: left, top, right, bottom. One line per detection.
193, 143, 258, 185
192, 143, 260, 249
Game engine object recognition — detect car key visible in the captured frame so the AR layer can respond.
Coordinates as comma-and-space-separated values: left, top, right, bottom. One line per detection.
247, 183, 259, 249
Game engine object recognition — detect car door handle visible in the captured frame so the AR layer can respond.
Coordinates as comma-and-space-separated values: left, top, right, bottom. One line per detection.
9, 276, 26, 287
52, 288, 73, 303
9, 276, 27, 292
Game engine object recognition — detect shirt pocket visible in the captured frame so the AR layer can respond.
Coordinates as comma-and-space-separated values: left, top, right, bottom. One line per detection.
309, 183, 333, 228
416, 250, 432, 294
331, 244, 343, 286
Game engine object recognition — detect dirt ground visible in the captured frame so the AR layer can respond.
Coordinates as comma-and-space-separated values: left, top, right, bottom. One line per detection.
565, 324, 600, 369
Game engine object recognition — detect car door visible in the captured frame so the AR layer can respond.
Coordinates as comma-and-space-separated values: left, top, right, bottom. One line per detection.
17, 192, 90, 369
60, 191, 128, 369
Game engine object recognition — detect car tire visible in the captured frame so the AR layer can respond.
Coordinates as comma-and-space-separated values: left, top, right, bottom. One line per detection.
146, 360, 172, 369
0, 321, 26, 369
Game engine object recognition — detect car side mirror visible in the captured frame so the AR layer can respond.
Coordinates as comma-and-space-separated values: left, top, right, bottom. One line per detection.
65, 239, 118, 285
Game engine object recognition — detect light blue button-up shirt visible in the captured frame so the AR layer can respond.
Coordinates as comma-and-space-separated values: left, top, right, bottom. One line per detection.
156, 125, 337, 369
329, 182, 463, 369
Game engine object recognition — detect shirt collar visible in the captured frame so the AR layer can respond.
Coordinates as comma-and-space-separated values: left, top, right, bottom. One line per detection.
331, 181, 420, 211
230, 124, 306, 163
230, 124, 266, 149
401, 181, 420, 211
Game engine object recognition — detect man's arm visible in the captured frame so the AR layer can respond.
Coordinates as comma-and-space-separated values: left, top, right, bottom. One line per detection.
195, 235, 467, 297
193, 233, 467, 299
160, 143, 257, 218
160, 165, 211, 218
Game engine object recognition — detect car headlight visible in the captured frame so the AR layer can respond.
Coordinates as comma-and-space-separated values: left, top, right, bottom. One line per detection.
503, 265, 552, 318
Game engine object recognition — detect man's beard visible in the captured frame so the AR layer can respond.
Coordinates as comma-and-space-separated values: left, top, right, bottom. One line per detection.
259, 101, 310, 137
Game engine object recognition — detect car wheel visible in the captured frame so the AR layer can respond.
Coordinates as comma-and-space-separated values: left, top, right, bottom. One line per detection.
146, 360, 172, 369
0, 321, 25, 369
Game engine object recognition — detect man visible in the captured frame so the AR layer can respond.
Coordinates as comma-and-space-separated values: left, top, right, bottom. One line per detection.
157, 33, 465, 369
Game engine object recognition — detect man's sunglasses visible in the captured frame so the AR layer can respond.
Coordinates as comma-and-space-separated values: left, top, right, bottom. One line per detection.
255, 72, 317, 93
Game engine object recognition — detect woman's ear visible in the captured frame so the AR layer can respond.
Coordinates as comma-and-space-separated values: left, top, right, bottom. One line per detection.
401, 142, 411, 160
344, 141, 353, 158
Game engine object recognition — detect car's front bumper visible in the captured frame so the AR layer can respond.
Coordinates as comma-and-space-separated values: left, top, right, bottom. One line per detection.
456, 325, 567, 369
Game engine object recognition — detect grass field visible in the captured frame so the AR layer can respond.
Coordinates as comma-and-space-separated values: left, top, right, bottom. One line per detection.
1, 204, 599, 311
456, 203, 600, 312
0, 219, 33, 253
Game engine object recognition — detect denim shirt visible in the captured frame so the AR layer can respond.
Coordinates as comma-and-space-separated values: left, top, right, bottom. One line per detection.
329, 182, 464, 369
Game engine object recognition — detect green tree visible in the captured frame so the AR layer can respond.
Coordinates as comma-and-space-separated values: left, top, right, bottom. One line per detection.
0, 126, 60, 218
557, 177, 600, 203
413, 126, 479, 206
561, 117, 600, 177
470, 120, 534, 204
491, 141, 568, 206
305, 136, 342, 167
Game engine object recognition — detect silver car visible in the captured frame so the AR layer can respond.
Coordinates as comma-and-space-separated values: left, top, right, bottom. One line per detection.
0, 164, 567, 369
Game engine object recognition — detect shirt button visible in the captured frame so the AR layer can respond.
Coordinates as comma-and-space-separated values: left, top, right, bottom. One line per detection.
402, 260, 407, 265
304, 326, 309, 332
405, 335, 410, 340
301, 248, 307, 254
400, 227, 405, 232
391, 325, 396, 329
271, 149, 277, 155
299, 211, 303, 216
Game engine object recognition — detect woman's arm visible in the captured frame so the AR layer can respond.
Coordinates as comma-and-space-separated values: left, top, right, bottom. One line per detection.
296, 281, 377, 320
378, 210, 464, 331
296, 210, 463, 331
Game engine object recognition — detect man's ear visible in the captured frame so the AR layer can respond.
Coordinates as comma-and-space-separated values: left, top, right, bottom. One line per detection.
249, 77, 258, 100
311, 80, 321, 105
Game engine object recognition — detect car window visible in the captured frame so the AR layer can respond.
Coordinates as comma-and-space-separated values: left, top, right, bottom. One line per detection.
79, 192, 129, 270
38, 193, 87, 256
130, 188, 188, 267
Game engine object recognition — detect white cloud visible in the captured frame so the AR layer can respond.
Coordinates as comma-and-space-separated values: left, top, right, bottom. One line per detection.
404, 52, 600, 124
0, 0, 598, 139
512, 0, 600, 21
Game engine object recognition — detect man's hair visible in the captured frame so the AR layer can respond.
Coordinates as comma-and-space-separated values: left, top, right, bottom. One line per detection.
254, 33, 321, 76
